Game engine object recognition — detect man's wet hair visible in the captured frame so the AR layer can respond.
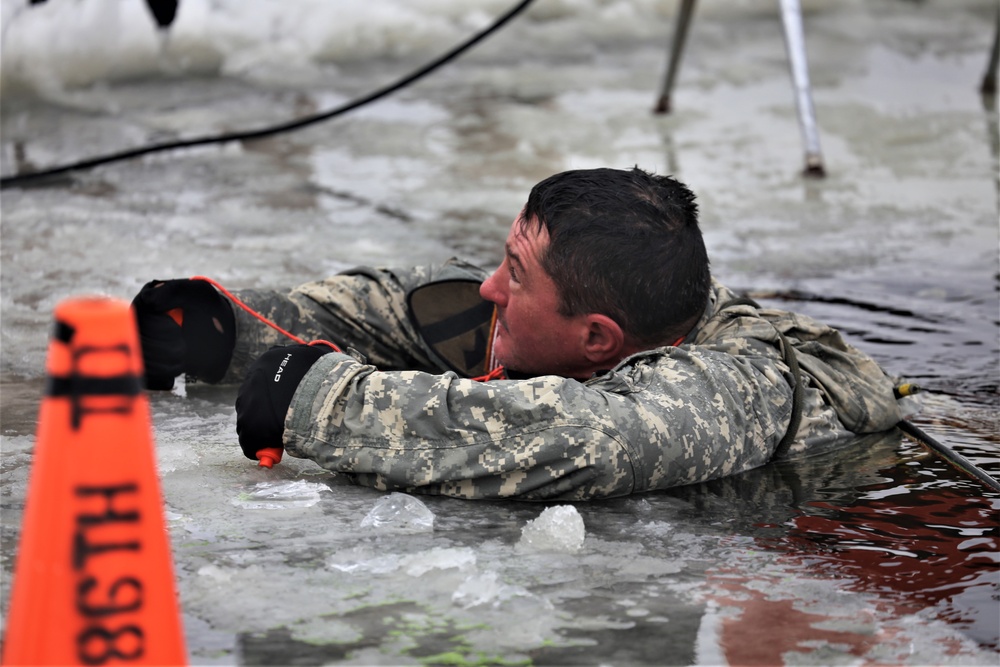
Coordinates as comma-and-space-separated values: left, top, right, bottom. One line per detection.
521, 166, 710, 346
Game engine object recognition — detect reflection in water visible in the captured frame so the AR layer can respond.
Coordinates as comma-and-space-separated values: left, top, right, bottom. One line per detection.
667, 430, 999, 655
770, 472, 999, 650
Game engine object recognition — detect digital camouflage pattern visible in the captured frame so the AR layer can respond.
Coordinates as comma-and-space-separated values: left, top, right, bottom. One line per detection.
222, 259, 905, 500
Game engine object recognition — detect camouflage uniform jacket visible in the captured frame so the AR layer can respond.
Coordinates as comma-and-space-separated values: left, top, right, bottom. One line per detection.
223, 259, 904, 500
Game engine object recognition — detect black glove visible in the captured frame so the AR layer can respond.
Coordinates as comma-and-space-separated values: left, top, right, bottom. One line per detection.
131, 279, 236, 390
235, 344, 333, 460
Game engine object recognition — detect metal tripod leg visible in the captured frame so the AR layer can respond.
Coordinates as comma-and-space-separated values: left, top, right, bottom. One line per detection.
981, 1, 999, 96
654, 0, 697, 114
779, 0, 825, 177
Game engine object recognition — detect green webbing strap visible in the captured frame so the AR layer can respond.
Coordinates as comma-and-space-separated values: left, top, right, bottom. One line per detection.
771, 328, 805, 459
718, 297, 803, 460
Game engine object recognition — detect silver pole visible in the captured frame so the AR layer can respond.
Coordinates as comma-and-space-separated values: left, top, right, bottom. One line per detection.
655, 0, 698, 114
779, 0, 825, 176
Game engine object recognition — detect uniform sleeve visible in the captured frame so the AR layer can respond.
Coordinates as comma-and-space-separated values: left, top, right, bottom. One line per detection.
219, 261, 482, 383
281, 345, 796, 501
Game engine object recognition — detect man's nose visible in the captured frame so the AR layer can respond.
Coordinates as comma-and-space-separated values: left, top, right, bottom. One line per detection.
480, 269, 506, 307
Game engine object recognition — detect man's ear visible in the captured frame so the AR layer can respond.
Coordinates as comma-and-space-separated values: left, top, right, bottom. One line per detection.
581, 314, 626, 365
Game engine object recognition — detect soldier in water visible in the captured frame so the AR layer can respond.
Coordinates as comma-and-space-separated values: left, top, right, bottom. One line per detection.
132, 167, 905, 500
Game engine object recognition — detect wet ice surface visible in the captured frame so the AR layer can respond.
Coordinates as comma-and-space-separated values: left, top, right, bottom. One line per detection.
2, 0, 999, 664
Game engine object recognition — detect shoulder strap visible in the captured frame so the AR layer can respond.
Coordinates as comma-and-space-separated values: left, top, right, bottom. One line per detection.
718, 297, 803, 460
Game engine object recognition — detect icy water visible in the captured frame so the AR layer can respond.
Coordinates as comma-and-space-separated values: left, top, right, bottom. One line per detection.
1, 0, 998, 664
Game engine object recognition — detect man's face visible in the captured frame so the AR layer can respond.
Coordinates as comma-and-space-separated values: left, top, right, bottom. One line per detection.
479, 215, 590, 378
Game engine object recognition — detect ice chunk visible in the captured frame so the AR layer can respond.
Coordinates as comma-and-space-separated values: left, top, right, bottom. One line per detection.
452, 571, 532, 609
359, 492, 435, 533
517, 505, 585, 553
327, 546, 474, 576
231, 480, 329, 510
327, 552, 401, 575
402, 546, 476, 576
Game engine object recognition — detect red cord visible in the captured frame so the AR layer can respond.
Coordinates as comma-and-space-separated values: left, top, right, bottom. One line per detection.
191, 276, 512, 380
471, 365, 506, 382
190, 276, 341, 352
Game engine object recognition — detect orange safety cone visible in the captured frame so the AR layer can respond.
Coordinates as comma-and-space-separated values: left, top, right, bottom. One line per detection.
1, 296, 187, 666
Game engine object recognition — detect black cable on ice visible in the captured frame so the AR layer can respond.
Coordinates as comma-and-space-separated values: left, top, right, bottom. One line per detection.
1, 0, 537, 189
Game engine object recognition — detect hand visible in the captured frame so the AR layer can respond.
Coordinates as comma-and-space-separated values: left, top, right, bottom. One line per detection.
235, 344, 333, 460
131, 279, 236, 389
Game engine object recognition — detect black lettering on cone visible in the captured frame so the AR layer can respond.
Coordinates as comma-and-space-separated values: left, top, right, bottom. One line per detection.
47, 322, 150, 662
78, 626, 144, 666
77, 577, 143, 617
73, 484, 141, 570
44, 337, 142, 430
73, 484, 145, 663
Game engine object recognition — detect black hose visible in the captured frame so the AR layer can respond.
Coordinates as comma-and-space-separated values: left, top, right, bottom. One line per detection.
1, 0, 537, 189
898, 420, 1000, 493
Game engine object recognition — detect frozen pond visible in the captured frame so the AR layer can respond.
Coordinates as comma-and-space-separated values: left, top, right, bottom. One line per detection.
2, 0, 998, 664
